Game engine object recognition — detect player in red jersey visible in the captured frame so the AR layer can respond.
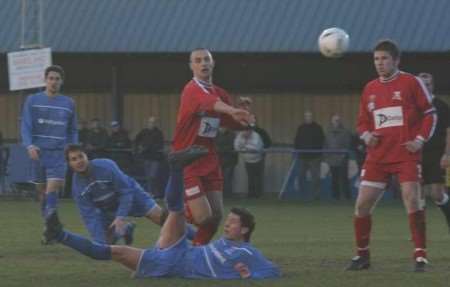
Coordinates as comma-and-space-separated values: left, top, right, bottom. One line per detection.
172, 48, 253, 245
346, 40, 437, 272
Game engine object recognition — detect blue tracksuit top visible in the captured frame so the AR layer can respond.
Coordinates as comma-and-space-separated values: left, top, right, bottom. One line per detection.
21, 92, 78, 149
183, 237, 280, 279
71, 159, 138, 240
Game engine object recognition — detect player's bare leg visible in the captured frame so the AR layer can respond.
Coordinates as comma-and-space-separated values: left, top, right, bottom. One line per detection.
187, 195, 213, 226
347, 185, 384, 271
145, 205, 165, 225
401, 181, 428, 272
187, 190, 223, 245
111, 246, 143, 270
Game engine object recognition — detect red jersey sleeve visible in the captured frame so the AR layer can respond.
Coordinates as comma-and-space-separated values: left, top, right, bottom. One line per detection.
413, 77, 437, 141
216, 88, 246, 130
356, 84, 373, 137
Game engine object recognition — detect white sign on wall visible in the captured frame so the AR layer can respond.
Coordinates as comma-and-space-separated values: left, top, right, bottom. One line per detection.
7, 48, 52, 91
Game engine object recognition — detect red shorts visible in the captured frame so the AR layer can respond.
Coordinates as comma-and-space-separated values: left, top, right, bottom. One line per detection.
183, 167, 223, 201
360, 161, 421, 189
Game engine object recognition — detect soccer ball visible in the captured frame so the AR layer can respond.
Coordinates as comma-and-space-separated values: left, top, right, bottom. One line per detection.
318, 27, 350, 58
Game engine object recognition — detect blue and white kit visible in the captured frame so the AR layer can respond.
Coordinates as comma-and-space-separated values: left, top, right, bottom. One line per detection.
135, 236, 280, 279
72, 159, 157, 243
21, 92, 78, 182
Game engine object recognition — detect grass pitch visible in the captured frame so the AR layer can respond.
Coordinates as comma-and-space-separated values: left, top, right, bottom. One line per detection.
0, 198, 449, 287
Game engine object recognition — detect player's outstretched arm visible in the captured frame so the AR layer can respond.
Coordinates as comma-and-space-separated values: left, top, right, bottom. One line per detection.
213, 100, 253, 127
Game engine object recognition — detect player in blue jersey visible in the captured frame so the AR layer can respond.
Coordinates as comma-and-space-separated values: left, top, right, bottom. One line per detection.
64, 144, 167, 244
44, 145, 280, 280
21, 65, 78, 236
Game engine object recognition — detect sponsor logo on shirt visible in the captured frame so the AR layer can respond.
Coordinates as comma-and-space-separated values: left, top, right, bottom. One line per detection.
198, 117, 220, 138
373, 106, 404, 129
37, 118, 65, 126
392, 91, 402, 100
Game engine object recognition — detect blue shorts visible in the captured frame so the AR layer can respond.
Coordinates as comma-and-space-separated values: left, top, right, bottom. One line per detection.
30, 149, 66, 183
134, 235, 190, 278
129, 187, 158, 217
102, 189, 157, 225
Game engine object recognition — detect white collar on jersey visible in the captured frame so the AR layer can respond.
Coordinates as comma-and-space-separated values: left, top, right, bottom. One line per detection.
379, 69, 400, 83
193, 77, 213, 94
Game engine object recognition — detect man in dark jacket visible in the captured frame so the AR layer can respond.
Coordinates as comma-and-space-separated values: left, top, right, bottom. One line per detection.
324, 114, 352, 200
294, 111, 325, 199
85, 118, 109, 159
134, 117, 165, 197
215, 128, 238, 198
108, 121, 132, 172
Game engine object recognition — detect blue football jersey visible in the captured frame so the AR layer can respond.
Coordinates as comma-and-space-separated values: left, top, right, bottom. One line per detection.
184, 238, 280, 279
21, 92, 78, 149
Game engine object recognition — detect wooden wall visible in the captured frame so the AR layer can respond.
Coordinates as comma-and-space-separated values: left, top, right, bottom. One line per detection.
2, 92, 449, 194
0, 92, 112, 141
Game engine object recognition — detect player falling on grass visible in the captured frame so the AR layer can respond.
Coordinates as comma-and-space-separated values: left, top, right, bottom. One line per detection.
347, 40, 437, 272
43, 146, 280, 280
417, 73, 450, 228
21, 65, 78, 240
172, 48, 253, 245
63, 144, 167, 245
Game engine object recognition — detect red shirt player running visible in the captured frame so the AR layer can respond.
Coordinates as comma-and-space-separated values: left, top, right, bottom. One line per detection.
346, 40, 437, 272
172, 48, 252, 245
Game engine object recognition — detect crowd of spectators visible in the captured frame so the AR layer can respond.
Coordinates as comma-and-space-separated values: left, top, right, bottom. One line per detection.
2, 103, 368, 200
76, 117, 166, 198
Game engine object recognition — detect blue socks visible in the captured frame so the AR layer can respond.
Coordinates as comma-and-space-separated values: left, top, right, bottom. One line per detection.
60, 231, 112, 260
40, 194, 47, 217
44, 192, 58, 218
164, 170, 185, 212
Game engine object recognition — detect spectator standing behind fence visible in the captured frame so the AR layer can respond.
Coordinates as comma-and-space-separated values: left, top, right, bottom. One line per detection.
294, 111, 325, 200
85, 118, 109, 159
134, 116, 165, 197
215, 127, 238, 198
324, 114, 352, 200
234, 128, 266, 198
236, 98, 272, 150
107, 121, 132, 172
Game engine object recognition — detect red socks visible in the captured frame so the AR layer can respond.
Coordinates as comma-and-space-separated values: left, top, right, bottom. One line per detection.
192, 223, 218, 246
354, 210, 427, 260
354, 215, 371, 258
409, 210, 427, 259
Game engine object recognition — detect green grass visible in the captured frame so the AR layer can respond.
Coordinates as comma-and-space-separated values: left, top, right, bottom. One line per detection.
0, 198, 449, 286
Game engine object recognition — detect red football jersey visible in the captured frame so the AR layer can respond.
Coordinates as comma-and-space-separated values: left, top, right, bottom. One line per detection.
357, 71, 436, 164
172, 79, 241, 176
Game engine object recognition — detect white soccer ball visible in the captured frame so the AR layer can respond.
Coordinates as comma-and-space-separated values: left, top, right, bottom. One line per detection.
318, 27, 350, 58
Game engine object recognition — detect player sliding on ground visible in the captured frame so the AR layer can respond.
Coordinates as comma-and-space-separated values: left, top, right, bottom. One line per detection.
43, 145, 280, 279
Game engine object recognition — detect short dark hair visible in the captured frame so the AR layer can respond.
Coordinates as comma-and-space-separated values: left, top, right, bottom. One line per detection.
374, 39, 400, 60
189, 48, 211, 62
64, 144, 86, 161
230, 207, 255, 242
45, 65, 65, 80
